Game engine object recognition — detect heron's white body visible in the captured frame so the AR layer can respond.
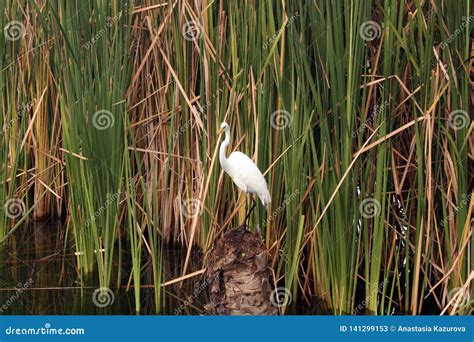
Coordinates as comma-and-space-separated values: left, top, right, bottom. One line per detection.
219, 122, 271, 207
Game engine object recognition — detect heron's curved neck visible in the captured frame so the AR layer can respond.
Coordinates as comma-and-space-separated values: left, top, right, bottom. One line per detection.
219, 129, 230, 169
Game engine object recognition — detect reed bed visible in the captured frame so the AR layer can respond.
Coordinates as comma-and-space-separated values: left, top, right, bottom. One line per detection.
0, 0, 472, 315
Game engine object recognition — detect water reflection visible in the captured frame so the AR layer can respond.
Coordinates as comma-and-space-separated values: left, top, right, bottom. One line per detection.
0, 220, 206, 315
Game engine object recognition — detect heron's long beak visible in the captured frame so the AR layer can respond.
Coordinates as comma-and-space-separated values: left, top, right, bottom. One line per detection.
217, 127, 224, 136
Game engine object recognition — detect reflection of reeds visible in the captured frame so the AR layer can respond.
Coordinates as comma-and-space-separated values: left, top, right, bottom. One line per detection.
0, 0, 472, 315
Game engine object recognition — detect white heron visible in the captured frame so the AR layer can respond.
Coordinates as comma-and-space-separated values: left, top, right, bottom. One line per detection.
218, 122, 271, 227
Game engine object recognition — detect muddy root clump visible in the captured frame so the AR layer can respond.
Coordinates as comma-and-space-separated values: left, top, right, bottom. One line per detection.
205, 227, 278, 315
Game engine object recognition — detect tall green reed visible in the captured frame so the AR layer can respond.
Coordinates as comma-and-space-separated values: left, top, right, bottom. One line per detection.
49, 0, 134, 298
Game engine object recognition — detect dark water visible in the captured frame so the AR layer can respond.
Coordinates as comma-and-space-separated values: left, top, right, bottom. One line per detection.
2, 220, 444, 315
0, 220, 207, 315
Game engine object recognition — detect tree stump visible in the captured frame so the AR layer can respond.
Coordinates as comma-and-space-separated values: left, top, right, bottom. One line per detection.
205, 227, 278, 315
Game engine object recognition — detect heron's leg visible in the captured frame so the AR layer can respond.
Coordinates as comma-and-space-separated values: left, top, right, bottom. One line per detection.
239, 194, 250, 227
244, 194, 252, 229
243, 196, 257, 227
244, 194, 249, 227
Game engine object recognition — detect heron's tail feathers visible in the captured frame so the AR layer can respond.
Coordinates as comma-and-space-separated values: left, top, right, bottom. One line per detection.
259, 190, 271, 209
